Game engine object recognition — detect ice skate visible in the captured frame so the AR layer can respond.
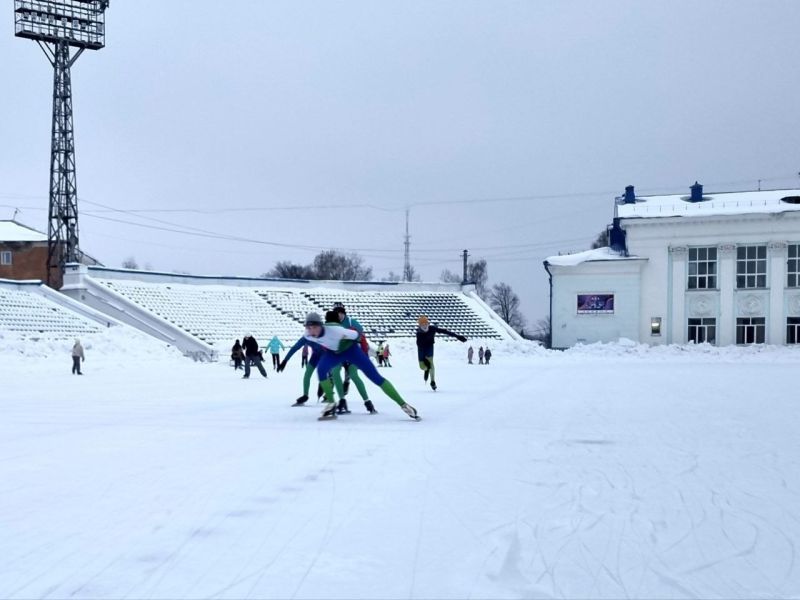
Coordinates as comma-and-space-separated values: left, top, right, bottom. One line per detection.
364, 400, 377, 414
292, 395, 309, 406
401, 403, 421, 421
319, 402, 337, 420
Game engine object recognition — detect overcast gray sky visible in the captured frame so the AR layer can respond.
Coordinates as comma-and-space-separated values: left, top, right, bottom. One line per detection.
3, 0, 800, 326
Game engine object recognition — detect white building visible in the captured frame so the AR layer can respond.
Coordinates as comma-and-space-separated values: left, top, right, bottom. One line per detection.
545, 185, 800, 348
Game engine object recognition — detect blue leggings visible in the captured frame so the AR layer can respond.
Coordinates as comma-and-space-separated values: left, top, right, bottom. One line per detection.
317, 345, 385, 387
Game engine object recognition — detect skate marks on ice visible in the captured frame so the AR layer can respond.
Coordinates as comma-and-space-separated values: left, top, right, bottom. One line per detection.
473, 446, 800, 599
1, 442, 385, 600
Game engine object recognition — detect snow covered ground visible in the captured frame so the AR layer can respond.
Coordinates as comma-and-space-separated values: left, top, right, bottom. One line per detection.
1, 328, 799, 599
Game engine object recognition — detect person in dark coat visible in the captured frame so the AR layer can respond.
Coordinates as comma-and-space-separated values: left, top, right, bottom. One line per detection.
231, 339, 244, 370
242, 334, 268, 378
415, 315, 466, 391
484, 347, 492, 364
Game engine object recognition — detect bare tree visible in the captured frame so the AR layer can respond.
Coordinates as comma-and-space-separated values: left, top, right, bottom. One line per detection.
441, 259, 489, 298
590, 228, 609, 249
489, 282, 525, 331
403, 264, 421, 282
383, 271, 402, 282
529, 316, 551, 348
468, 259, 489, 299
440, 268, 461, 283
311, 250, 373, 281
264, 260, 315, 279
122, 257, 138, 269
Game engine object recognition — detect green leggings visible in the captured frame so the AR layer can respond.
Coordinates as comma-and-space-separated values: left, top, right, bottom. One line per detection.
320, 375, 405, 406
340, 363, 369, 400
303, 363, 346, 399
418, 356, 435, 381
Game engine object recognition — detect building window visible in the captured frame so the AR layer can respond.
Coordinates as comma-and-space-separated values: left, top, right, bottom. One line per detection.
788, 244, 800, 287
736, 317, 765, 344
688, 318, 716, 344
736, 245, 767, 289
0, 251, 11, 266
787, 317, 800, 344
688, 247, 717, 289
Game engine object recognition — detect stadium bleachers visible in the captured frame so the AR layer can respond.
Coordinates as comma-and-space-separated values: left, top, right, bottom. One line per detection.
89, 277, 505, 349
0, 286, 104, 336
95, 279, 305, 347
300, 290, 502, 339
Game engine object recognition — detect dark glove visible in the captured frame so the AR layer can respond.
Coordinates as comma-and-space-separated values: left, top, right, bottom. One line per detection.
277, 360, 287, 373
457, 335, 467, 342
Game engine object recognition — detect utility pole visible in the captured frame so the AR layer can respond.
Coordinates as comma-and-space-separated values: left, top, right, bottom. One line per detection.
462, 249, 469, 284
403, 208, 411, 282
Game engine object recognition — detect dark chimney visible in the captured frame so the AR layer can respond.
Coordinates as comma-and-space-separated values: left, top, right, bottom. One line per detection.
609, 217, 628, 255
624, 185, 635, 204
690, 181, 703, 202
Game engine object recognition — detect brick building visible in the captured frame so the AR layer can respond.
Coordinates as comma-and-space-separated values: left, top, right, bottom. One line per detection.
0, 220, 101, 289
0, 220, 52, 285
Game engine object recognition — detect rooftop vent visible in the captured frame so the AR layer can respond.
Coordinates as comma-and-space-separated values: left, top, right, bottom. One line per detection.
780, 196, 800, 204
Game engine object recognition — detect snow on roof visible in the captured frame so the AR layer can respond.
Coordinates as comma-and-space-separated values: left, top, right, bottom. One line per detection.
545, 246, 641, 267
0, 220, 47, 242
616, 188, 800, 220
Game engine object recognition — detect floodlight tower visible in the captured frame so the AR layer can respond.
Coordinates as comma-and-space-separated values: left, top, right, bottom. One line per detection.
14, 0, 109, 286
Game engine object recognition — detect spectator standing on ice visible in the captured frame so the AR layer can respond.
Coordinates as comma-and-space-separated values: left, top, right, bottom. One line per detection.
484, 347, 492, 364
300, 343, 309, 368
478, 346, 484, 364
467, 346, 474, 364
71, 339, 85, 375
415, 315, 467, 391
376, 341, 385, 366
267, 335, 285, 370
382, 343, 392, 367
302, 311, 419, 421
231, 339, 244, 370
242, 334, 268, 379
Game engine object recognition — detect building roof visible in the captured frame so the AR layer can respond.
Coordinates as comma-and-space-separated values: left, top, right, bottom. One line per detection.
544, 247, 643, 267
616, 188, 800, 220
0, 220, 47, 242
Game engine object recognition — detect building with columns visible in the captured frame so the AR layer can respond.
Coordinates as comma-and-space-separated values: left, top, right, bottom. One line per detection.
544, 185, 800, 348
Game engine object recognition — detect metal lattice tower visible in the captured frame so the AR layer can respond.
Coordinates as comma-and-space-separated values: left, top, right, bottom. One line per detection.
14, 0, 109, 286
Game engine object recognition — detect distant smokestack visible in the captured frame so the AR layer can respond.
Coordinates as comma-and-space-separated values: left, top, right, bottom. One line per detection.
690, 181, 703, 202
624, 185, 635, 204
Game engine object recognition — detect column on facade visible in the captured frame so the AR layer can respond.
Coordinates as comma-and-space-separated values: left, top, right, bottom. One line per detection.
717, 244, 736, 346
768, 242, 787, 343
668, 246, 687, 344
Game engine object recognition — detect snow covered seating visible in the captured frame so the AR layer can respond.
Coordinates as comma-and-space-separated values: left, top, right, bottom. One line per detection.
301, 290, 503, 339
0, 283, 104, 336
59, 266, 516, 357
93, 279, 304, 348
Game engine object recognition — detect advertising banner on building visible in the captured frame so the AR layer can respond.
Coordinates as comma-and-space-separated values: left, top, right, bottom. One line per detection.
577, 294, 614, 314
